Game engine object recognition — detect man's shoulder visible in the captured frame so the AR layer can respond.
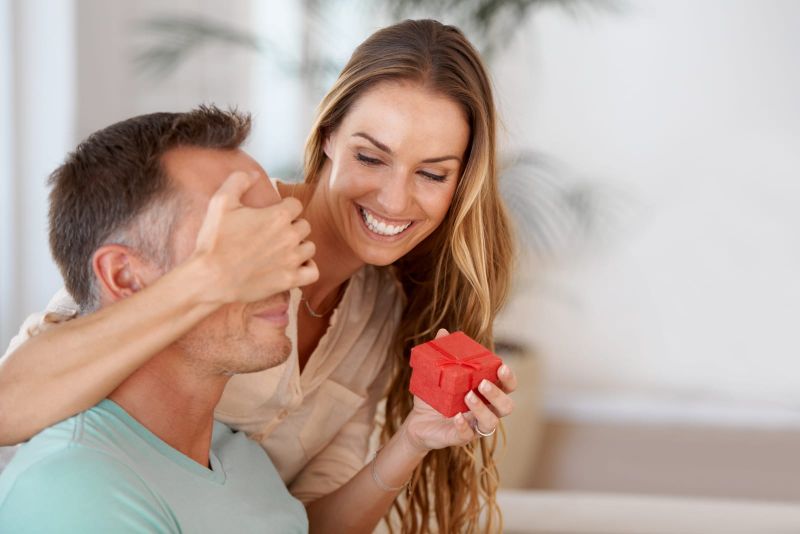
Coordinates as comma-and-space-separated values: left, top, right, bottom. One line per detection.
11, 402, 137, 459
0, 412, 179, 533
3, 443, 149, 498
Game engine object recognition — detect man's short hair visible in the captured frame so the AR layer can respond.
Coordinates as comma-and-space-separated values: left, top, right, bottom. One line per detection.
48, 105, 251, 313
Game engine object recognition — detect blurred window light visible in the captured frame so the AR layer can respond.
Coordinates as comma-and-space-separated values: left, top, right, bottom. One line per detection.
1, 0, 15, 343
1, 0, 74, 348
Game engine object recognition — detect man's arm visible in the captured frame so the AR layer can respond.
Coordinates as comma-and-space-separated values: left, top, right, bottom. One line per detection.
0, 448, 179, 533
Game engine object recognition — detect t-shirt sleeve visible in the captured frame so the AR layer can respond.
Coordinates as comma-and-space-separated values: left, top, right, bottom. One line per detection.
0, 447, 179, 533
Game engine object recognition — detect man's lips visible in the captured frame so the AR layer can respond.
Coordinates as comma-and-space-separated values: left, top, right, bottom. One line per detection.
252, 303, 290, 325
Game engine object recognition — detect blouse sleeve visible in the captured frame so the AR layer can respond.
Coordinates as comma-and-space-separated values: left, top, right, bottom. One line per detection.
2, 289, 79, 360
288, 350, 393, 504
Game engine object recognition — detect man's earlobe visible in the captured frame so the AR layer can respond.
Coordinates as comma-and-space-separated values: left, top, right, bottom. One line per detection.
93, 245, 149, 302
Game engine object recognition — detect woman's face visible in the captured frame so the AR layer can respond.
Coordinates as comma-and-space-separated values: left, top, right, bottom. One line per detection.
321, 80, 470, 266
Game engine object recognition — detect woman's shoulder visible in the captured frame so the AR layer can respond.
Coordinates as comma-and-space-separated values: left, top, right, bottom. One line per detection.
3, 289, 78, 359
45, 288, 80, 316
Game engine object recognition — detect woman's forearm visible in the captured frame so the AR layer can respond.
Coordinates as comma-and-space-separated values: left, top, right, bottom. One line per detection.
305, 422, 429, 534
0, 257, 221, 445
0, 174, 318, 446
305, 328, 519, 533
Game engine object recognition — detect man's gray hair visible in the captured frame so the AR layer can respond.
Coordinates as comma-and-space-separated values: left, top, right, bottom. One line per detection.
81, 190, 184, 314
47, 106, 252, 314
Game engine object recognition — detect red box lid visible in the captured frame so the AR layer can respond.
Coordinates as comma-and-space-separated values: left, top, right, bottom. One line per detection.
410, 331, 501, 393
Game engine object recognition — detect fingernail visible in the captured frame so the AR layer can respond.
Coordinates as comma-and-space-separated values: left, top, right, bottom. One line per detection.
466, 391, 478, 404
479, 380, 491, 394
499, 365, 509, 377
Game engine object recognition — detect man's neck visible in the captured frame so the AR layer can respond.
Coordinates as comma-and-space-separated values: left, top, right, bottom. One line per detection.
108, 350, 228, 468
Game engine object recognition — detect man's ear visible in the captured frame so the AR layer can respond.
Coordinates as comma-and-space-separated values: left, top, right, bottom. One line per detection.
91, 245, 157, 303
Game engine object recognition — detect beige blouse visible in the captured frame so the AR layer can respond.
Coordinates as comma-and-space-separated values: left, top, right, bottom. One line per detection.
2, 265, 402, 503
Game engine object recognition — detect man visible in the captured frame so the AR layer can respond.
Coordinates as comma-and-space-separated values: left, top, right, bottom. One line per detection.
0, 107, 316, 532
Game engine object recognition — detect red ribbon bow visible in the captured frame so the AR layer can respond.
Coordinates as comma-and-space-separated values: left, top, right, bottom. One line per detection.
430, 341, 483, 371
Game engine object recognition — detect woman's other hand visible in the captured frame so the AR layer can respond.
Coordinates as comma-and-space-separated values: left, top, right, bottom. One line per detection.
192, 171, 319, 305
403, 329, 518, 452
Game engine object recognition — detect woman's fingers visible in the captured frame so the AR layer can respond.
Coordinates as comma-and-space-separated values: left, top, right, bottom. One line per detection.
435, 328, 450, 339
211, 171, 259, 210
290, 217, 311, 241
193, 174, 321, 303
277, 196, 304, 221
497, 364, 518, 394
295, 259, 320, 287
478, 378, 515, 418
464, 389, 500, 434
195, 172, 259, 250
453, 413, 474, 442
295, 240, 316, 265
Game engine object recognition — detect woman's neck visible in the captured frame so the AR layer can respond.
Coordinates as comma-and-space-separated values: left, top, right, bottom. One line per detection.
278, 165, 364, 310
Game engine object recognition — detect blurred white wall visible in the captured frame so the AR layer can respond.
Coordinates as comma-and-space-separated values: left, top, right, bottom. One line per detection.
247, 1, 388, 177
1, 0, 75, 345
0, 0, 13, 344
2, 0, 798, 427
493, 0, 800, 422
75, 0, 254, 138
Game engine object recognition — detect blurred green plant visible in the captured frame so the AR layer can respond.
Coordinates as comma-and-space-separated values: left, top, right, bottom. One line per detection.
499, 151, 631, 261
135, 0, 628, 261
387, 0, 624, 56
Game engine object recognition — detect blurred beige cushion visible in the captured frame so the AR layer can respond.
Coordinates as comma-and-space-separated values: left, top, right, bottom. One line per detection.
498, 490, 800, 534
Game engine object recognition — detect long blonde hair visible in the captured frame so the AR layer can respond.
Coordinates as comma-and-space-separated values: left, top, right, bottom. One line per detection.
304, 19, 514, 533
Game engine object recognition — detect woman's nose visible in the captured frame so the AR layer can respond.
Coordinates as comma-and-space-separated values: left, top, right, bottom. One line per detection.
375, 171, 412, 216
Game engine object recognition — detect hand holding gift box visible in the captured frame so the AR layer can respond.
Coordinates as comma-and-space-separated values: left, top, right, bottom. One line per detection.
401, 328, 517, 454
409, 331, 503, 417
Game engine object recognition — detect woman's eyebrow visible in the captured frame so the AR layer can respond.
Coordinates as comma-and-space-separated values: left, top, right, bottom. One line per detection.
353, 132, 393, 154
352, 132, 461, 164
420, 155, 461, 164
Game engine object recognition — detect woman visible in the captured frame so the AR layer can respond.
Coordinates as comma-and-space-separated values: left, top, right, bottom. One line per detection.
0, 19, 515, 533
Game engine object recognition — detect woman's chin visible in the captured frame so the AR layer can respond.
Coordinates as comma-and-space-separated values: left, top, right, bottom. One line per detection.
356, 247, 406, 267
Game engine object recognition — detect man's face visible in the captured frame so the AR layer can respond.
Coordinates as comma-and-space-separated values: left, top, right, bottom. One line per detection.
160, 146, 291, 375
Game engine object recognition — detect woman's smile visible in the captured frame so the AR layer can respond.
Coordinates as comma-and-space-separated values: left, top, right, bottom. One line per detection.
356, 204, 415, 240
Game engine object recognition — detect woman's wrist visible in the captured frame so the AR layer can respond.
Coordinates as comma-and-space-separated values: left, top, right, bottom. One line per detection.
368, 421, 430, 495
162, 254, 228, 310
398, 417, 433, 459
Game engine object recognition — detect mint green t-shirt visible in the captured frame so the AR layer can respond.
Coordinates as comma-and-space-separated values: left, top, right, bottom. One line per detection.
0, 400, 308, 533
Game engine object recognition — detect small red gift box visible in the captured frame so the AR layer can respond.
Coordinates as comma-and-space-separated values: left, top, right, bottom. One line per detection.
409, 331, 503, 417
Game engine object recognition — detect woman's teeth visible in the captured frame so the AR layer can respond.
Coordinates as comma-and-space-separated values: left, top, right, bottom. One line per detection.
360, 208, 411, 237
